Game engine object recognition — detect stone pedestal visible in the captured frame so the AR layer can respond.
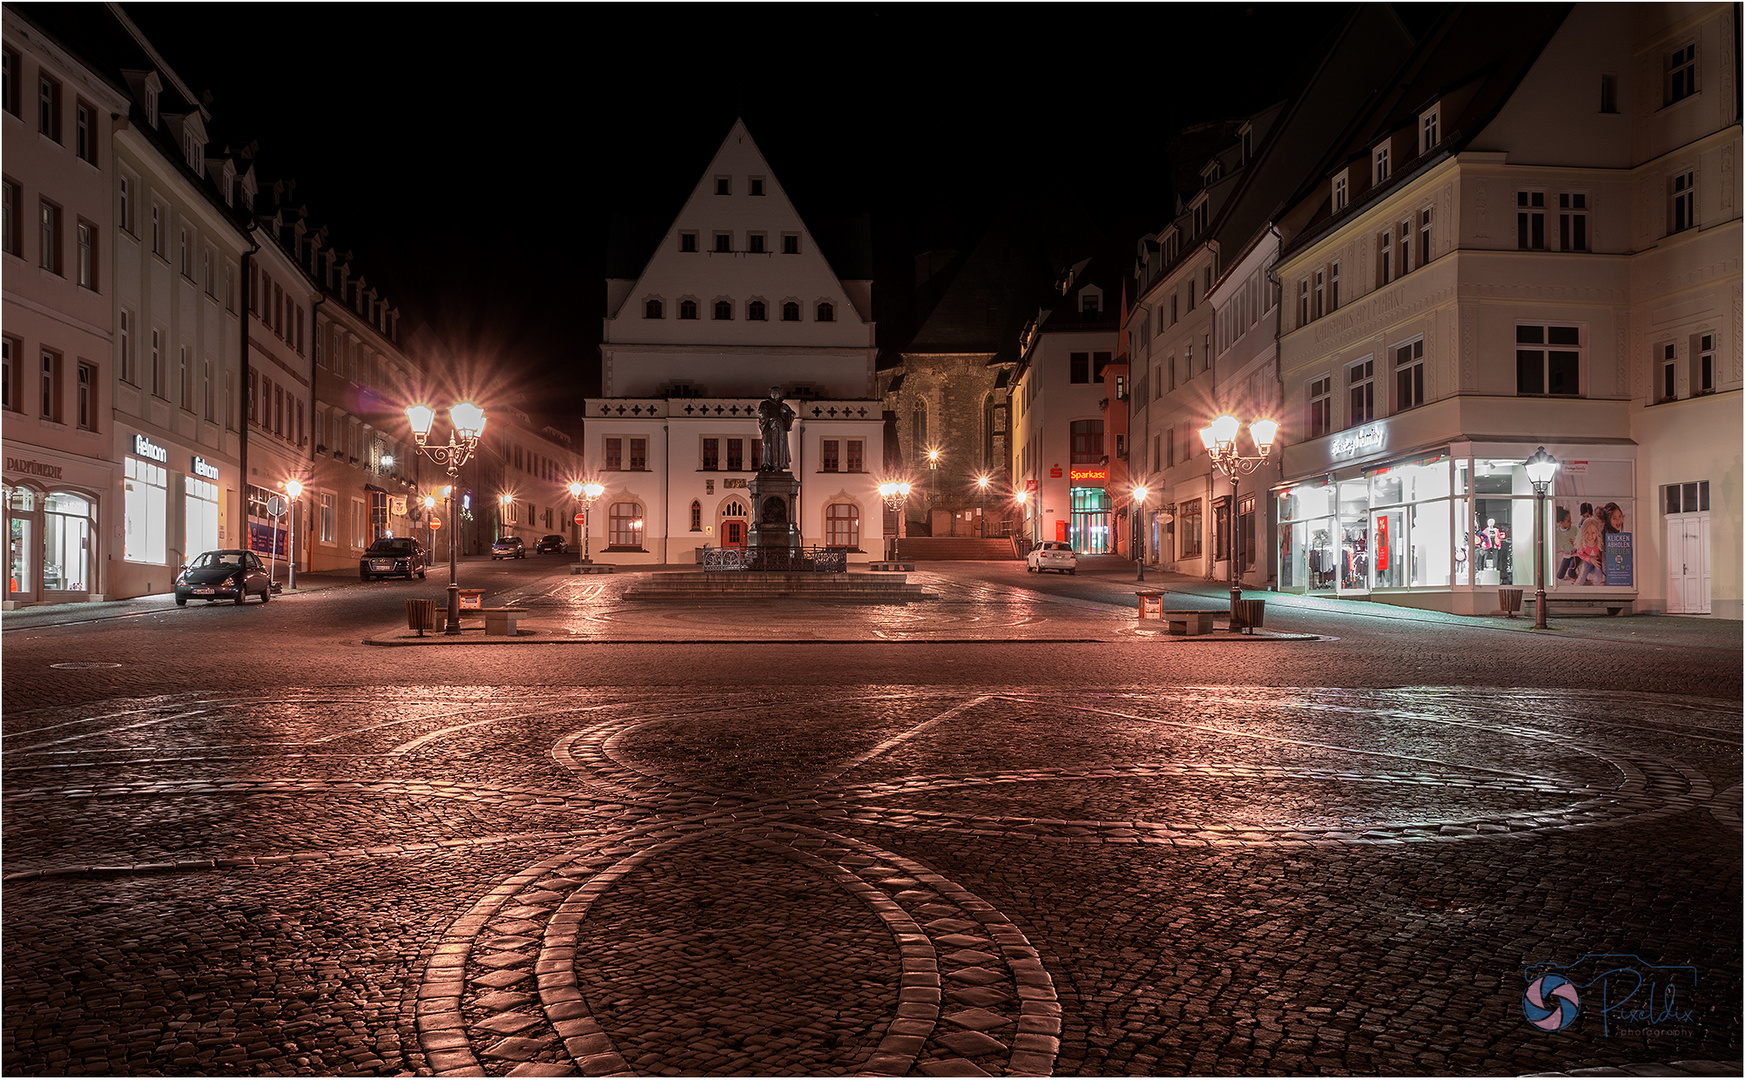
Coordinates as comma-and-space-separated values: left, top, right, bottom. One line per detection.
747, 470, 802, 555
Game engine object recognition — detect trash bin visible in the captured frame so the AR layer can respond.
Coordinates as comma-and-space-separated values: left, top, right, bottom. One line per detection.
1498, 587, 1524, 617
406, 598, 434, 636
1233, 597, 1266, 633
1137, 592, 1164, 619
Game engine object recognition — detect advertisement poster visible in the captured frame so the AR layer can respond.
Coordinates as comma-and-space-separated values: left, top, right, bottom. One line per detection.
1551, 461, 1634, 588
247, 521, 286, 558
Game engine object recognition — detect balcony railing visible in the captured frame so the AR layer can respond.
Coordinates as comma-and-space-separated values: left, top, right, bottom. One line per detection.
701, 546, 848, 572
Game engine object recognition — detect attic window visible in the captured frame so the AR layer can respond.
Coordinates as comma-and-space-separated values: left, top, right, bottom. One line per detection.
1080, 290, 1101, 314
749, 177, 765, 196
782, 233, 799, 254
144, 84, 157, 126
184, 130, 202, 174
1373, 142, 1391, 185
1420, 104, 1440, 154
1201, 159, 1222, 186
715, 176, 731, 195
1333, 171, 1348, 213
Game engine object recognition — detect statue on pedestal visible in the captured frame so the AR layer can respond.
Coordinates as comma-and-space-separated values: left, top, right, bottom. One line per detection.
758, 386, 795, 472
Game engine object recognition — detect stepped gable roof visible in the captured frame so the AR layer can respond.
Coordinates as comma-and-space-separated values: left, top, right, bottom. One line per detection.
904, 194, 1105, 363
1281, 2, 1571, 256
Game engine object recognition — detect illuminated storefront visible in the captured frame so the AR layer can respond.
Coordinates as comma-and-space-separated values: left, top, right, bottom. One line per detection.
1276, 440, 1637, 614
1068, 466, 1110, 554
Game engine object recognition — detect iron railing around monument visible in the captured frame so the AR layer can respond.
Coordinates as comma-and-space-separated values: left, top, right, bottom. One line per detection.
700, 546, 848, 573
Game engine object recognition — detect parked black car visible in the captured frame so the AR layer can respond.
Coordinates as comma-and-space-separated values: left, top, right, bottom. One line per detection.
175, 549, 272, 605
491, 535, 526, 559
359, 536, 428, 580
534, 534, 567, 554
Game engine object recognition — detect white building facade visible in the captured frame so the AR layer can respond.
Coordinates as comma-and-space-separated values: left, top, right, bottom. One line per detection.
587, 120, 881, 563
1273, 3, 1740, 616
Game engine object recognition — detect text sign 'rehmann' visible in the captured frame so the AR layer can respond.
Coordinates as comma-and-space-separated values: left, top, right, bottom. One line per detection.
133, 434, 168, 463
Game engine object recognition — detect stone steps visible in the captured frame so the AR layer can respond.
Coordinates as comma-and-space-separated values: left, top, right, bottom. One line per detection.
895, 537, 1019, 561
622, 572, 935, 604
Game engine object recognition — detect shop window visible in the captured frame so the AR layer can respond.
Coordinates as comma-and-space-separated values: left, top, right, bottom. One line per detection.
1516, 324, 1582, 396
1179, 499, 1203, 558
826, 503, 859, 548
124, 456, 168, 564
608, 502, 644, 548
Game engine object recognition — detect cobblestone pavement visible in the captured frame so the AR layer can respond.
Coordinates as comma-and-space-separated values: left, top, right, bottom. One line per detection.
2, 562, 1740, 1076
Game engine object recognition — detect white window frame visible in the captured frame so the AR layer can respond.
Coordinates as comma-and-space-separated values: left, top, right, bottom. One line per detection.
1347, 356, 1376, 426
1373, 142, 1390, 185
1393, 337, 1425, 412
1307, 375, 1332, 439
1419, 104, 1440, 154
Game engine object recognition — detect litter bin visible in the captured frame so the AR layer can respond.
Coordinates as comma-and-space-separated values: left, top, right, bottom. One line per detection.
405, 598, 434, 636
1232, 597, 1266, 633
1498, 587, 1524, 617
1137, 592, 1164, 619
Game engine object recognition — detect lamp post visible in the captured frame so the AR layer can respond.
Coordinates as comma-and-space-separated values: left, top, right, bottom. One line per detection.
1132, 484, 1148, 581
1199, 413, 1278, 627
1524, 446, 1560, 630
406, 401, 486, 635
498, 493, 513, 545
283, 479, 302, 591
568, 480, 603, 565
975, 474, 990, 538
423, 494, 437, 554
877, 479, 911, 561
926, 448, 941, 533
1015, 489, 1030, 547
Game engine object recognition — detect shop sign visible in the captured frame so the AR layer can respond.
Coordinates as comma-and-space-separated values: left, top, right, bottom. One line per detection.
192, 456, 219, 480
133, 434, 168, 463
1329, 422, 1386, 460
1050, 466, 1063, 478
391, 496, 408, 516
1069, 468, 1107, 482
4, 456, 63, 479
1604, 532, 1634, 587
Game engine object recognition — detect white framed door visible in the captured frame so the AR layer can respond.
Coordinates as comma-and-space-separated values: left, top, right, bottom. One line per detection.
1664, 512, 1710, 614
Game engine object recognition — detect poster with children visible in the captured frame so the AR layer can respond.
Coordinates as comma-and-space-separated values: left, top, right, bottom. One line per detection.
1552, 460, 1633, 588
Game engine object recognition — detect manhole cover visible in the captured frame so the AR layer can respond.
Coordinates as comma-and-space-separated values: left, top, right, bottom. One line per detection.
50, 661, 121, 669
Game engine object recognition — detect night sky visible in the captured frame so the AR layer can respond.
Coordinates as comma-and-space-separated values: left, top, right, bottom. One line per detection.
122, 2, 1377, 426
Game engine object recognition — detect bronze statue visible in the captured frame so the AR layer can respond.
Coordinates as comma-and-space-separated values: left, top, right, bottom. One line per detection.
757, 386, 795, 472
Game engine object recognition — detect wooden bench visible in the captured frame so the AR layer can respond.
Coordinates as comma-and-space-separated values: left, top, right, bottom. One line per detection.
482, 607, 527, 636
1163, 609, 1215, 636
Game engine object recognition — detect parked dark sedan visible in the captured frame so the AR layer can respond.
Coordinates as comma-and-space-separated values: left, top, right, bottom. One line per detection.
175, 549, 272, 606
359, 536, 428, 580
534, 534, 567, 554
491, 535, 526, 559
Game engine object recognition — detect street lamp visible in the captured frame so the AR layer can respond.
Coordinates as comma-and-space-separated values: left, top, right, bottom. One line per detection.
283, 479, 302, 592
877, 479, 911, 561
407, 400, 486, 635
1132, 484, 1148, 582
498, 493, 513, 543
1524, 446, 1560, 630
975, 474, 991, 538
926, 448, 941, 531
423, 494, 437, 553
567, 480, 604, 565
1199, 413, 1278, 628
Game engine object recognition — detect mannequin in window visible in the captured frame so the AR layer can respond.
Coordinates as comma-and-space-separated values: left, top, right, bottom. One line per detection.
1479, 518, 1506, 568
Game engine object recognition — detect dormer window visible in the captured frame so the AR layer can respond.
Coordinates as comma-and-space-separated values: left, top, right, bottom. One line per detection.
143, 77, 158, 127
1079, 288, 1102, 315
1201, 159, 1222, 186
1191, 195, 1209, 237
1373, 142, 1391, 185
1239, 123, 1254, 165
1333, 171, 1348, 213
183, 130, 202, 174
1420, 104, 1440, 154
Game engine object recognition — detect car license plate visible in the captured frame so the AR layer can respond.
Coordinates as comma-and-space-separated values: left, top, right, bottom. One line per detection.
193, 587, 214, 595
372, 561, 393, 571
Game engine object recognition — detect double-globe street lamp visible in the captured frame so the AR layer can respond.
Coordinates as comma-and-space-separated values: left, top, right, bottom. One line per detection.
406, 401, 486, 635
567, 480, 604, 566
877, 479, 912, 561
1524, 446, 1561, 630
1199, 413, 1279, 628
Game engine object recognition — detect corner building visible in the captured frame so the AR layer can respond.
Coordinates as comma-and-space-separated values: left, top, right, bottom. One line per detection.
588, 120, 881, 563
1272, 3, 1741, 616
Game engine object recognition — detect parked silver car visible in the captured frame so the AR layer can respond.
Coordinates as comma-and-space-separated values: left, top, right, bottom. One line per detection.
1026, 540, 1078, 575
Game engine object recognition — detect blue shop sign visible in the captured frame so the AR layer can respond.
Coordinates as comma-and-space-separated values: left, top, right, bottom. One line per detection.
1603, 532, 1634, 587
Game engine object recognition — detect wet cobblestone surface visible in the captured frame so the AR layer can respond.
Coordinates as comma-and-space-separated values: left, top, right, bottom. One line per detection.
2, 561, 1740, 1075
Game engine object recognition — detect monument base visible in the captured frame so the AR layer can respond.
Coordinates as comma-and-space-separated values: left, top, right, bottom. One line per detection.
747, 470, 802, 554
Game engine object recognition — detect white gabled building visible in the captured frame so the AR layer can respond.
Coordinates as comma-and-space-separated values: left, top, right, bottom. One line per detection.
588, 120, 881, 563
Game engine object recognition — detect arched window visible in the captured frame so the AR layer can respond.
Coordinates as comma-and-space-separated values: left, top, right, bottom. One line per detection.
608, 502, 644, 548
689, 500, 701, 531
816, 301, 835, 322
678, 300, 698, 320
826, 503, 860, 548
782, 301, 800, 322
747, 300, 767, 321
912, 400, 928, 459
713, 300, 733, 320
644, 298, 663, 319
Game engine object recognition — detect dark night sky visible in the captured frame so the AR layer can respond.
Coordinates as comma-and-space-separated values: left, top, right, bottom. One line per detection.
122, 2, 1371, 426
